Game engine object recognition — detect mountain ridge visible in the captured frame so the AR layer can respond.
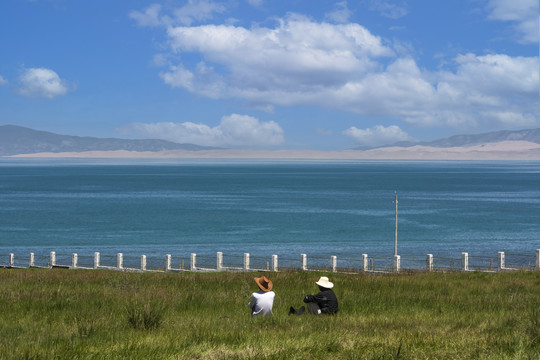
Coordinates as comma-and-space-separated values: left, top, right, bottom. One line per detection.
362, 128, 540, 150
2, 125, 540, 156
0, 125, 217, 156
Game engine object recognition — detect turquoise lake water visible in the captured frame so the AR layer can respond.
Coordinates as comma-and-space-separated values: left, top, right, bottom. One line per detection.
0, 159, 538, 270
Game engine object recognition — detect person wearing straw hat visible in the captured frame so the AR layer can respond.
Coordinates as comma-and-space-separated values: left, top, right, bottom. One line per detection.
249, 275, 275, 316
289, 276, 338, 315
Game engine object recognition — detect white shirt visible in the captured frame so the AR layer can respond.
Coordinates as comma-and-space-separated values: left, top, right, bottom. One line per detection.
249, 290, 275, 316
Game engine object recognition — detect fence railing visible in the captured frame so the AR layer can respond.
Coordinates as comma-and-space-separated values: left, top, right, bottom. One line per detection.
1, 249, 539, 274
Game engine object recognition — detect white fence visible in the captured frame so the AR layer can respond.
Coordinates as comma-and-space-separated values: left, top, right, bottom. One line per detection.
1, 249, 539, 273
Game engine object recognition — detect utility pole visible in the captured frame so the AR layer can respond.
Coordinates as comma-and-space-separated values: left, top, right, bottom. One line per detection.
394, 192, 398, 256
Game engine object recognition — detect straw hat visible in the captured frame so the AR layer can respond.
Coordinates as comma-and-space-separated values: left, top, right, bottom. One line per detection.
254, 275, 273, 292
315, 276, 333, 289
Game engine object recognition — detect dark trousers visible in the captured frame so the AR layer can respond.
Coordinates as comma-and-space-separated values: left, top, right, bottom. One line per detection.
306, 302, 322, 315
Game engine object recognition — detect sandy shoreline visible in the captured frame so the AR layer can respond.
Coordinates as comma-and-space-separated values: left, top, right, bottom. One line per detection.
9, 140, 540, 160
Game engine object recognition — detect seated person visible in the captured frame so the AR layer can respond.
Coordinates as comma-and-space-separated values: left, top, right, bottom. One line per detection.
249, 275, 275, 316
289, 276, 338, 315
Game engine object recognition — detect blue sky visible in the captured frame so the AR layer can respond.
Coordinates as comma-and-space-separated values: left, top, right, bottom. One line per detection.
0, 0, 538, 150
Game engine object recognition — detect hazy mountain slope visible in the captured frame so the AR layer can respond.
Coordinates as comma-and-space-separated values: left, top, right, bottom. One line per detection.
380, 128, 540, 149
0, 125, 216, 156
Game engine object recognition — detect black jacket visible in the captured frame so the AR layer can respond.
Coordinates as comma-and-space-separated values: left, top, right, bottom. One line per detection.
303, 288, 338, 314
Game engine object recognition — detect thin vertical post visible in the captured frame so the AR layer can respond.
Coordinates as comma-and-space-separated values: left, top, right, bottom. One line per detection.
140, 255, 146, 271
361, 254, 368, 272
393, 255, 400, 272
94, 252, 100, 269
243, 253, 250, 270
117, 253, 123, 270
301, 254, 307, 271
426, 254, 433, 272
217, 252, 223, 271
497, 251, 505, 271
190, 253, 196, 271
331, 255, 337, 273
29, 252, 35, 268
461, 252, 469, 272
394, 192, 398, 257
72, 253, 78, 269
165, 254, 171, 272
9, 253, 14, 268
50, 251, 56, 268
536, 249, 539, 270
272, 255, 278, 272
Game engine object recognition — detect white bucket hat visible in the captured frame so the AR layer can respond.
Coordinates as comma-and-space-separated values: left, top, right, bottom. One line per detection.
315, 276, 334, 289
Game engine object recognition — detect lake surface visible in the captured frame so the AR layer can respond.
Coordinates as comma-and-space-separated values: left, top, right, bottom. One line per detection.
0, 159, 538, 270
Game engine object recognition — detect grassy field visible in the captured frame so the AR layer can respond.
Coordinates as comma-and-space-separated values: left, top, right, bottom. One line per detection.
0, 268, 538, 359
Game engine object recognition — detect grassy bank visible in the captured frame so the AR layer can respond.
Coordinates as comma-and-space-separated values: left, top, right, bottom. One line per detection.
0, 269, 538, 359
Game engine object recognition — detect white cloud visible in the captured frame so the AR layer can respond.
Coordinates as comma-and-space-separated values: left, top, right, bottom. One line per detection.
126, 114, 284, 147
0, 75, 7, 85
368, 0, 408, 19
343, 125, 412, 147
130, 1, 226, 27
17, 67, 69, 99
487, 0, 539, 43
129, 4, 163, 27
325, 1, 352, 23
144, 11, 537, 131
174, 0, 226, 26
162, 15, 394, 102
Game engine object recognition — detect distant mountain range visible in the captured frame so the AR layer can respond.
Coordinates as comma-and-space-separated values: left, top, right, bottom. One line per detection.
0, 125, 217, 156
357, 128, 540, 150
1, 124, 539, 156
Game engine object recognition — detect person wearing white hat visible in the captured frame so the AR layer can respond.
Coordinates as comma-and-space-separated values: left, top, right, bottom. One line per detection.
289, 276, 338, 315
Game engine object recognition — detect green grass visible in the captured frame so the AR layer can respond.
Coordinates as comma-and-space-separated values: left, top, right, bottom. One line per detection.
0, 269, 538, 359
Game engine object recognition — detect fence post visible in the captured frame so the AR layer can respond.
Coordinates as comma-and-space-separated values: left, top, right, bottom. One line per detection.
117, 253, 123, 270
165, 254, 171, 272
461, 252, 469, 272
426, 254, 433, 272
190, 253, 196, 271
361, 254, 368, 272
301, 254, 307, 271
331, 255, 337, 273
243, 253, 250, 270
497, 251, 505, 271
50, 251, 56, 268
29, 252, 35, 267
140, 255, 146, 271
272, 255, 278, 272
393, 255, 400, 272
217, 252, 223, 271
72, 253, 78, 269
536, 249, 539, 271
94, 252, 100, 269
9, 253, 14, 268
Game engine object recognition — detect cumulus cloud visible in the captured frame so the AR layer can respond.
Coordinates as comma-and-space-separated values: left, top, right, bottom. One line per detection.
0, 75, 7, 85
17, 67, 69, 99
136, 8, 538, 131
130, 1, 226, 27
343, 125, 412, 147
125, 114, 284, 147
487, 0, 539, 43
161, 15, 394, 102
